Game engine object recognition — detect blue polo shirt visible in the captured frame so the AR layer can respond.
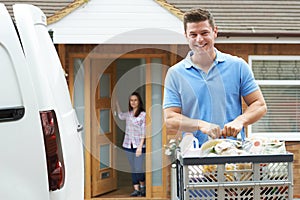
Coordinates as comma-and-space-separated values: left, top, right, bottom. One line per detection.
163, 49, 258, 145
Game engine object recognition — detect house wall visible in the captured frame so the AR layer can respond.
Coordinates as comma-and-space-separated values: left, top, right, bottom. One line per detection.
217, 43, 300, 197
57, 43, 300, 198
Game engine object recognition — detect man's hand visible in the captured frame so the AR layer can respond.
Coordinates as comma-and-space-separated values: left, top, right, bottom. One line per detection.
198, 121, 221, 139
222, 119, 244, 138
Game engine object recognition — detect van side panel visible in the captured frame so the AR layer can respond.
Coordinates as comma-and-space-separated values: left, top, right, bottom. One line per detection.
0, 46, 22, 108
0, 4, 49, 200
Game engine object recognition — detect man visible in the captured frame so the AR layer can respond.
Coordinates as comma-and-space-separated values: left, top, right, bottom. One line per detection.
163, 8, 267, 146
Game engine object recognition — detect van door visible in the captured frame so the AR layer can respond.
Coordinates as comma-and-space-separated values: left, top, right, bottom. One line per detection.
13, 4, 84, 200
0, 4, 49, 200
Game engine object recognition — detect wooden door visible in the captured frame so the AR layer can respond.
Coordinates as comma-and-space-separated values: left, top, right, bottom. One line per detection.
90, 58, 117, 197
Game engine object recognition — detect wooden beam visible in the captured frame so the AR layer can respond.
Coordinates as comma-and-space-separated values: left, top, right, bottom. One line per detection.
84, 58, 92, 199
145, 57, 152, 198
170, 45, 178, 66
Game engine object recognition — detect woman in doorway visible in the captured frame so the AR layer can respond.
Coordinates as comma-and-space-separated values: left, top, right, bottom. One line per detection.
116, 91, 146, 197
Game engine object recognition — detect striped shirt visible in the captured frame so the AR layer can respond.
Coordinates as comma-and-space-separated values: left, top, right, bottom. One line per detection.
118, 111, 146, 149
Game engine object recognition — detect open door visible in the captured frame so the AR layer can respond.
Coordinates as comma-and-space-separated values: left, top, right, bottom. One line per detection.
90, 58, 117, 197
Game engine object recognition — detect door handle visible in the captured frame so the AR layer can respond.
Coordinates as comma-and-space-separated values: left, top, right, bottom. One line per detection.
0, 107, 25, 122
77, 124, 84, 132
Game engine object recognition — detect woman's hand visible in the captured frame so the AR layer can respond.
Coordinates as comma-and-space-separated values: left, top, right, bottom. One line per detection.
115, 100, 120, 112
136, 147, 142, 157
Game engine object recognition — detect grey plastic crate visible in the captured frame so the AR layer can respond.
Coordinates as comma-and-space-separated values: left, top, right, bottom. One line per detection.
175, 151, 294, 200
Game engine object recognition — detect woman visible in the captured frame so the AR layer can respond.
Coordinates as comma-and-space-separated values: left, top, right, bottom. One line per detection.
116, 91, 146, 197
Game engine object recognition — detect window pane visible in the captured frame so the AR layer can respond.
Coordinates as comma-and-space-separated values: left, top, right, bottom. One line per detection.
100, 144, 110, 169
151, 58, 163, 186
100, 73, 110, 98
100, 109, 110, 134
73, 59, 85, 118
252, 85, 300, 133
252, 60, 300, 80
73, 58, 85, 159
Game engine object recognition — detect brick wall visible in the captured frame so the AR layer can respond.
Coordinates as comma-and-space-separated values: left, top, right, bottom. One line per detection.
215, 43, 300, 61
214, 43, 300, 197
286, 142, 300, 197
58, 43, 300, 198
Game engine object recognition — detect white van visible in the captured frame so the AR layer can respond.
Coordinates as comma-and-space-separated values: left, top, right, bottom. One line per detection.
0, 3, 84, 200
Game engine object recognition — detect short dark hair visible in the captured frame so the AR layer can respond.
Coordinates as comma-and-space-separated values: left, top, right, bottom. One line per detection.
183, 8, 216, 33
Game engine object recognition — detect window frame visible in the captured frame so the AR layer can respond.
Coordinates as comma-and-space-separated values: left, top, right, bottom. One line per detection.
248, 55, 300, 141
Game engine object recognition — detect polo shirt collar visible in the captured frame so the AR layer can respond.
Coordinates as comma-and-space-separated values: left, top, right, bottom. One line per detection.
184, 48, 225, 69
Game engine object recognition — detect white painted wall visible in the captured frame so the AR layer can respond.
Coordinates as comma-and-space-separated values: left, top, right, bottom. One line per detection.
47, 0, 187, 44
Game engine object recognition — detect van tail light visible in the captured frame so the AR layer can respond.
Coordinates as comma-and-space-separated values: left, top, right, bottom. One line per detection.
40, 110, 65, 191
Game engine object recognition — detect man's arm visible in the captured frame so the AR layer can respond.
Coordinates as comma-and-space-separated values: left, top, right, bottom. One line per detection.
222, 89, 267, 137
164, 107, 221, 139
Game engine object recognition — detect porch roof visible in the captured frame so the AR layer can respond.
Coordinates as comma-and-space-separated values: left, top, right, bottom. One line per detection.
46, 0, 186, 44
0, 0, 85, 24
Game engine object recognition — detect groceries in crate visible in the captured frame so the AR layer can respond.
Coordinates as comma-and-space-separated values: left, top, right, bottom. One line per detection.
164, 138, 180, 156
180, 136, 286, 157
199, 139, 248, 156
201, 137, 286, 156
199, 162, 253, 182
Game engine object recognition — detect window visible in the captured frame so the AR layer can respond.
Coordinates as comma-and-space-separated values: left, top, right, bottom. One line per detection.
248, 56, 300, 141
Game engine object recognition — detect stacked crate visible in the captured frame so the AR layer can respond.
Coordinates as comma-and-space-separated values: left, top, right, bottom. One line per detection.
175, 151, 294, 200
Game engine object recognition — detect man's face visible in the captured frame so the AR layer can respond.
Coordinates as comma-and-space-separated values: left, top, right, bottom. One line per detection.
185, 20, 218, 55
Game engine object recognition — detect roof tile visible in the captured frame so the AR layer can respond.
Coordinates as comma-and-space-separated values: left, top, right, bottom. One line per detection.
163, 0, 300, 35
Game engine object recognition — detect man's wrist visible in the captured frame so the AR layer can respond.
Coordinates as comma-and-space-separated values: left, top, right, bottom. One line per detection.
237, 115, 248, 127
197, 120, 205, 131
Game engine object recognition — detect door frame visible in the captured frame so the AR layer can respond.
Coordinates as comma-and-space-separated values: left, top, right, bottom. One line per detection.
69, 52, 168, 199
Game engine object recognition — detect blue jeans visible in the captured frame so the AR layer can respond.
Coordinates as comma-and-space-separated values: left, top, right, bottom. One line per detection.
124, 147, 145, 185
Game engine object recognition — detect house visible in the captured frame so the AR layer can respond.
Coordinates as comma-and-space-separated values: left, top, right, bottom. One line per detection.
2, 0, 300, 199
